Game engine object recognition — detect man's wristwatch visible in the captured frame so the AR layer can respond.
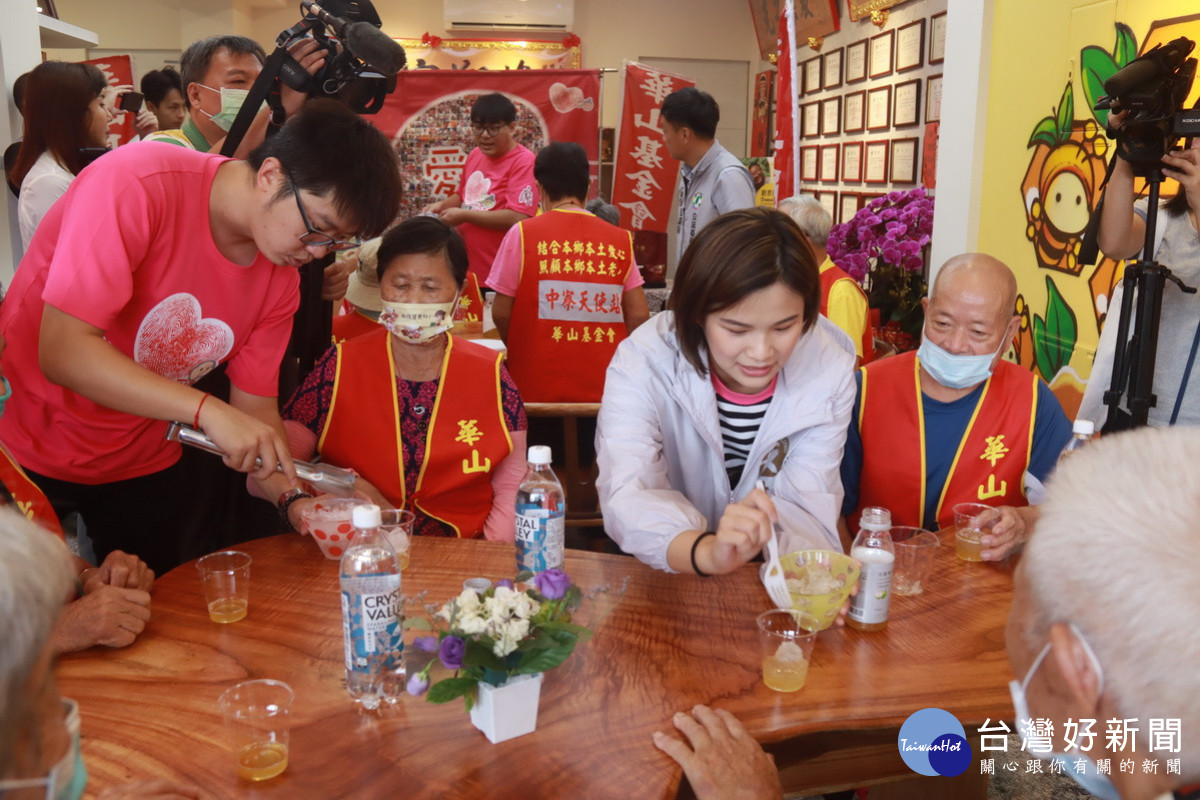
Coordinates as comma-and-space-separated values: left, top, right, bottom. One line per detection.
277, 488, 314, 532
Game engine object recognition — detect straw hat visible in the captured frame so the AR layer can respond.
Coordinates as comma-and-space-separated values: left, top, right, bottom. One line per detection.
343, 236, 384, 313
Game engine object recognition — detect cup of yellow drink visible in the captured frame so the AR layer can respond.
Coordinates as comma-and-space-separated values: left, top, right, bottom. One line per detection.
219, 679, 293, 782
756, 610, 818, 692
380, 508, 414, 570
953, 503, 999, 562
196, 550, 252, 623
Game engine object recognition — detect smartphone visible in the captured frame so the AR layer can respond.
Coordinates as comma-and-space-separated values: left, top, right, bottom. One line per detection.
118, 91, 144, 114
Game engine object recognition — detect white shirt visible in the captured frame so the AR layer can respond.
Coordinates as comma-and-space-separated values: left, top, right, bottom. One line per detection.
18, 150, 74, 251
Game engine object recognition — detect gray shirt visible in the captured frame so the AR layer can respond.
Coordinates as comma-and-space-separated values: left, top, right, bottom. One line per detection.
675, 140, 756, 261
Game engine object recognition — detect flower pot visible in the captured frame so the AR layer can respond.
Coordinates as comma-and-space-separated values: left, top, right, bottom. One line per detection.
469, 672, 543, 744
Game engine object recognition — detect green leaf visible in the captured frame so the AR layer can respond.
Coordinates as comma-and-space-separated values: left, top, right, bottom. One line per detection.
539, 620, 594, 643
1043, 275, 1078, 373
1027, 118, 1060, 149
1114, 22, 1137, 67
1055, 83, 1074, 142
1032, 314, 1054, 380
426, 677, 476, 704
1080, 45, 1118, 127
462, 641, 507, 672
403, 617, 432, 630
515, 645, 574, 674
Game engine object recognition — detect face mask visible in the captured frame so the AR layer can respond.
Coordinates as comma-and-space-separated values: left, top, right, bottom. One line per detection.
1008, 625, 1119, 800
0, 375, 11, 420
196, 84, 263, 132
0, 699, 88, 800
916, 327, 1005, 390
379, 297, 458, 345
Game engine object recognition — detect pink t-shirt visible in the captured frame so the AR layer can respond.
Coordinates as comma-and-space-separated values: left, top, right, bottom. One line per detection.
486, 209, 647, 296
457, 143, 538, 286
0, 143, 299, 484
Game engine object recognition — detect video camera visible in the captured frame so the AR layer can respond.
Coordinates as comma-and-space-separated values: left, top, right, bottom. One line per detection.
276, 0, 406, 115
1095, 36, 1200, 174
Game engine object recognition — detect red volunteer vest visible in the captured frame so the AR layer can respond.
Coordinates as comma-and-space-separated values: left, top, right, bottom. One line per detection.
451, 273, 486, 333
319, 329, 512, 538
852, 351, 1037, 530
331, 308, 380, 345
819, 262, 874, 364
0, 442, 63, 537
506, 209, 635, 402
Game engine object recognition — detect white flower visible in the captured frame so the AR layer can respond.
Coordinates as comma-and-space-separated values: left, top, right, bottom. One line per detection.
456, 608, 489, 636
510, 592, 540, 620
457, 589, 482, 613
491, 618, 531, 657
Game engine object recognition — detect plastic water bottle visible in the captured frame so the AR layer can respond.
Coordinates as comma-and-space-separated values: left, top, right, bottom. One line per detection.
515, 445, 565, 574
340, 504, 404, 709
1059, 419, 1095, 464
847, 506, 895, 632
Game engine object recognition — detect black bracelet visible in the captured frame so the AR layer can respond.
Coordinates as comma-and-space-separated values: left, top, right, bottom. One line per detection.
278, 488, 314, 532
690, 531, 716, 577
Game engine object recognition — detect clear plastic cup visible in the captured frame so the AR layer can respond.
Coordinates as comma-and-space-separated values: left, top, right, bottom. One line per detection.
890, 527, 940, 595
380, 508, 414, 570
218, 679, 293, 782
953, 503, 999, 562
756, 610, 818, 693
196, 550, 251, 623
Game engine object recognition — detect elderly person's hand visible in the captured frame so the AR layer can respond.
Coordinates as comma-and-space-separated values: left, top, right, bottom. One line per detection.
97, 780, 204, 799
322, 256, 355, 302
82, 550, 154, 592
653, 705, 783, 800
980, 505, 1037, 561
50, 585, 152, 652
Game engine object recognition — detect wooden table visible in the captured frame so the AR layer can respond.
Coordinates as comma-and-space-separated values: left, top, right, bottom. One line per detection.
58, 530, 1015, 799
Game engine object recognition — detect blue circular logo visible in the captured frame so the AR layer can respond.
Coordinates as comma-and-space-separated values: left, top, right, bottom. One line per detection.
897, 708, 972, 777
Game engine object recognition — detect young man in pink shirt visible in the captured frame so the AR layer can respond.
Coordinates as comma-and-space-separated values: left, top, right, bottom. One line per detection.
0, 99, 401, 573
423, 93, 539, 286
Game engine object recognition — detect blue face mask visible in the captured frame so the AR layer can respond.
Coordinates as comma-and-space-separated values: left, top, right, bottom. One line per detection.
0, 376, 10, 420
0, 699, 87, 800
916, 329, 1003, 390
1008, 625, 1119, 800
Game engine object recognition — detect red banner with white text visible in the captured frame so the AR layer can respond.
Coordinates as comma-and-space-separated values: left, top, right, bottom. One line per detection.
371, 70, 601, 222
773, 1, 799, 203
84, 55, 136, 147
611, 63, 694, 233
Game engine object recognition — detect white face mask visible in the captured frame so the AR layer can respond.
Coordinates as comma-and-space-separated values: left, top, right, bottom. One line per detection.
0, 699, 87, 800
379, 297, 459, 344
1008, 625, 1120, 800
916, 324, 1007, 390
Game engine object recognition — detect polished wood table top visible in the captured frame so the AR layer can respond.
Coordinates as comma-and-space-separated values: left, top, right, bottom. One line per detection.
58, 530, 1015, 798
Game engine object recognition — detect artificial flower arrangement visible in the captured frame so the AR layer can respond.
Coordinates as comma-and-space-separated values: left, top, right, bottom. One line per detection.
827, 186, 935, 350
405, 569, 591, 708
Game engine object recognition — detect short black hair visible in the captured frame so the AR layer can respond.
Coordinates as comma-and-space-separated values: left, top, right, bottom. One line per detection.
179, 35, 266, 108
247, 99, 401, 240
471, 92, 516, 125
140, 68, 183, 105
376, 217, 469, 288
660, 87, 719, 140
534, 142, 589, 203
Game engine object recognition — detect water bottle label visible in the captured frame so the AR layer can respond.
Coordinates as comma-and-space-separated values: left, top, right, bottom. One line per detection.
848, 561, 894, 624
515, 507, 565, 572
341, 573, 403, 674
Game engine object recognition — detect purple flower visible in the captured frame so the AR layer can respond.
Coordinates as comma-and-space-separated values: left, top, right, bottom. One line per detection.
406, 672, 429, 696
534, 569, 571, 600
439, 635, 466, 670
413, 635, 439, 653
494, 578, 514, 590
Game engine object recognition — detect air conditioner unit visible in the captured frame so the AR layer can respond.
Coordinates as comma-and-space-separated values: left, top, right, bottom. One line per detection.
444, 0, 574, 32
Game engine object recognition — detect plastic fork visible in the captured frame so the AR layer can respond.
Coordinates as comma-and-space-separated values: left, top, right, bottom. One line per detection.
755, 479, 792, 609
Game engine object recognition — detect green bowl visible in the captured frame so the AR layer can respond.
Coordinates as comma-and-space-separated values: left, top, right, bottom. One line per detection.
777, 549, 860, 631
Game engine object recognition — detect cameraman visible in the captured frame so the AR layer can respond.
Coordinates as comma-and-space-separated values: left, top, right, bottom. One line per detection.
1092, 110, 1200, 427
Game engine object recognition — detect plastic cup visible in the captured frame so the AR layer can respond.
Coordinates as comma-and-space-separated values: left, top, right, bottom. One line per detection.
196, 551, 251, 623
218, 679, 293, 782
890, 527, 940, 595
380, 508, 414, 570
954, 503, 999, 562
756, 610, 818, 693
298, 498, 363, 560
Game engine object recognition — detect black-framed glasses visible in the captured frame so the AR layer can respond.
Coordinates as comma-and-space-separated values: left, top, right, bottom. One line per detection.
470, 123, 507, 136
284, 168, 361, 252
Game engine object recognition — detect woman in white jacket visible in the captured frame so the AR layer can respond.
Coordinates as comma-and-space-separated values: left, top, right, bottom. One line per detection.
597, 207, 857, 574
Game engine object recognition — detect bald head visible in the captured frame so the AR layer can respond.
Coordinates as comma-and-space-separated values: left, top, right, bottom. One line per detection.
930, 253, 1017, 318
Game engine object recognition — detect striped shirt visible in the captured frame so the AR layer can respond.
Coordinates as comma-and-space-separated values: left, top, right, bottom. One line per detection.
711, 372, 777, 486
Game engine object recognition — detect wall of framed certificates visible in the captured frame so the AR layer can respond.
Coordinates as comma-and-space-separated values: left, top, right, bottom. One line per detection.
794, 0, 947, 224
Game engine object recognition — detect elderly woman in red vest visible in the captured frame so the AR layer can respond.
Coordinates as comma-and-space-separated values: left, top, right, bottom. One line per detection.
261, 217, 528, 540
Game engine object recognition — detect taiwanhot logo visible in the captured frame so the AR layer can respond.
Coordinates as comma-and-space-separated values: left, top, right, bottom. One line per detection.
897, 708, 973, 777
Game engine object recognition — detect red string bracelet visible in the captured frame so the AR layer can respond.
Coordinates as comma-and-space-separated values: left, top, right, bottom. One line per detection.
194, 392, 212, 429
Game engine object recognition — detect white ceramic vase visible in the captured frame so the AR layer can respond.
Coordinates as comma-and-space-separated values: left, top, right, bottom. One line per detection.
469, 672, 544, 744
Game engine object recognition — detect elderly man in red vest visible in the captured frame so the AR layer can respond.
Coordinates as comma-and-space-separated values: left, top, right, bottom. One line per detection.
839, 253, 1073, 559
489, 141, 650, 402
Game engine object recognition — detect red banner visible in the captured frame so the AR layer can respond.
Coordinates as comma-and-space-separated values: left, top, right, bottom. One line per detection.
751, 69, 774, 158
84, 55, 136, 147
773, 1, 799, 203
371, 70, 600, 222
610, 63, 694, 233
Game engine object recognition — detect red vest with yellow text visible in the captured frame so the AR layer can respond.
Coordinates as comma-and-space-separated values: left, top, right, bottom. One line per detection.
319, 328, 512, 538
852, 351, 1036, 530
506, 209, 635, 402
819, 262, 874, 364
0, 442, 63, 537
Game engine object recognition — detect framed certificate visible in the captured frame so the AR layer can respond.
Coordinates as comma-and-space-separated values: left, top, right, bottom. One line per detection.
930, 11, 948, 64
925, 74, 943, 123
822, 48, 843, 90
866, 85, 892, 132
803, 102, 821, 139
896, 19, 926, 72
845, 39, 868, 84
843, 90, 866, 133
801, 146, 820, 181
890, 137, 919, 184
841, 141, 863, 182
816, 191, 838, 220
869, 30, 894, 79
893, 79, 922, 128
804, 56, 823, 94
840, 192, 860, 224
820, 144, 840, 183
864, 140, 889, 184
821, 96, 841, 136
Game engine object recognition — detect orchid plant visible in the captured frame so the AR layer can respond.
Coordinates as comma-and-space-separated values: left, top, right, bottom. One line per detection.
405, 569, 591, 710
827, 187, 935, 349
